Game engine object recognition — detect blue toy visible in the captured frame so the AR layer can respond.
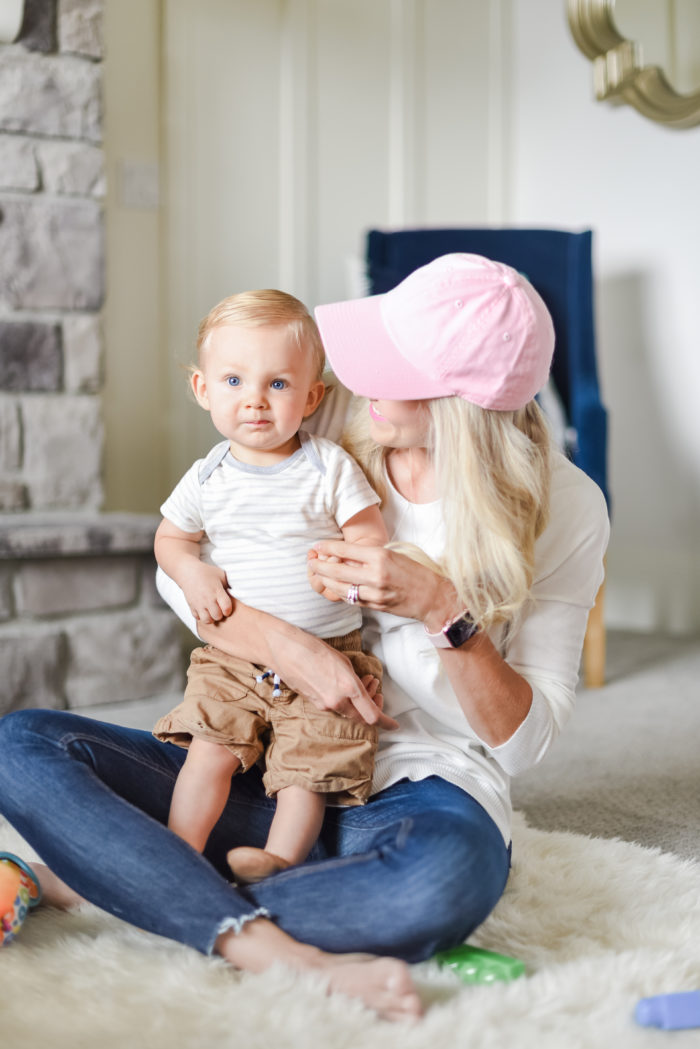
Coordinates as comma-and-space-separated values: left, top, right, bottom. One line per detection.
635, 991, 700, 1030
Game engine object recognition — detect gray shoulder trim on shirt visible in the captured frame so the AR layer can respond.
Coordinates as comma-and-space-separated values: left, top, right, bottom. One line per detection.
197, 441, 230, 484
298, 430, 326, 476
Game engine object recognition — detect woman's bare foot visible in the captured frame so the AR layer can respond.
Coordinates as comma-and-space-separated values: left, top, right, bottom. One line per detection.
323, 955, 422, 1021
216, 917, 423, 1021
31, 862, 85, 910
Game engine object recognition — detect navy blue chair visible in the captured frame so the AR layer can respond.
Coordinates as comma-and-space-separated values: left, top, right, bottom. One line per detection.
366, 227, 608, 685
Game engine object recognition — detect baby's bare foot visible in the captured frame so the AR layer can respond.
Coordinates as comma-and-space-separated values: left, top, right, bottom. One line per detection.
227, 847, 291, 884
323, 956, 423, 1022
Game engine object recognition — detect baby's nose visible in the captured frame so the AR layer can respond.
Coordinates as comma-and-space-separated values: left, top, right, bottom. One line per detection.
247, 387, 268, 408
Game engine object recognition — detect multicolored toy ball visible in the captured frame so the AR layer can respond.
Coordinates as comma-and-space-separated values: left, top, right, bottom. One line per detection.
0, 852, 42, 946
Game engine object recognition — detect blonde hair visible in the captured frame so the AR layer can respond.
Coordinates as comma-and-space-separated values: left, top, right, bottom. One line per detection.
196, 289, 326, 380
343, 397, 552, 629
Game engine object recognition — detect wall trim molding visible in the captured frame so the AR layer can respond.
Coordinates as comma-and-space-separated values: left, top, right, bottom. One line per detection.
487, 0, 510, 222
388, 0, 422, 226
279, 0, 315, 300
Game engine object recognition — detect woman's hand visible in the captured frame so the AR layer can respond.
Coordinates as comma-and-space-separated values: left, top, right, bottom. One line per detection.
200, 608, 399, 731
308, 540, 534, 747
281, 640, 397, 728
307, 540, 456, 626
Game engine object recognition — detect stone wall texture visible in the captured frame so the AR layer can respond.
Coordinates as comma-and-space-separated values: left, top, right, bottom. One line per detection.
0, 0, 105, 512
0, 2, 187, 713
0, 514, 187, 715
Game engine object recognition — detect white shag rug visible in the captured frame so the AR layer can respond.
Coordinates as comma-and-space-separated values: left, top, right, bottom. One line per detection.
2, 813, 700, 1049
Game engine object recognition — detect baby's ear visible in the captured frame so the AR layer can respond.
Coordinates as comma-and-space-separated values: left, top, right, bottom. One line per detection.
190, 368, 209, 409
303, 379, 326, 417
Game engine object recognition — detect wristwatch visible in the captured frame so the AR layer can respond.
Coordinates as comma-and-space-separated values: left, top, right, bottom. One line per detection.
424, 609, 479, 649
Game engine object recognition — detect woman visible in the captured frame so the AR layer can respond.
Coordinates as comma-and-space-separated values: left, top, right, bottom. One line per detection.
0, 254, 609, 1022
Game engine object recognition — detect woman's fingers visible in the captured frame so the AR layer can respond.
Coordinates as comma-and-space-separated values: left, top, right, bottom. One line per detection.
311, 543, 450, 622
327, 689, 396, 730
309, 566, 388, 611
307, 556, 345, 601
348, 690, 398, 730
287, 644, 397, 729
313, 539, 376, 565
328, 673, 396, 729
310, 558, 365, 584
308, 548, 380, 596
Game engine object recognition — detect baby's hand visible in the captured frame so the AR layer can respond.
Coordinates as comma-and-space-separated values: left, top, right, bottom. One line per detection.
180, 562, 234, 624
361, 674, 384, 711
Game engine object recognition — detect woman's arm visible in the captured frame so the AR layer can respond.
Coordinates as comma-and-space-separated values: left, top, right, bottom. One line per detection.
308, 468, 609, 754
308, 543, 529, 745
201, 603, 397, 730
156, 568, 397, 730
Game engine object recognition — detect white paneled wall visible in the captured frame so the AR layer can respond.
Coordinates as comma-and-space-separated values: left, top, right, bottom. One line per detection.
510, 0, 700, 633
100, 0, 700, 632
162, 0, 503, 482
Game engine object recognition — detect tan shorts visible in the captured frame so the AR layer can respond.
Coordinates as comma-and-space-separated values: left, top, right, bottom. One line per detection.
153, 630, 381, 805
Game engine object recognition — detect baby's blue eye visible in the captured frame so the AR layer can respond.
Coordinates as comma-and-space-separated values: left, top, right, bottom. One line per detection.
227, 376, 240, 386
271, 379, 286, 390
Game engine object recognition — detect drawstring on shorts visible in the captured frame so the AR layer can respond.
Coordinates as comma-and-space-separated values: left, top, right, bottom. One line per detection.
256, 670, 282, 697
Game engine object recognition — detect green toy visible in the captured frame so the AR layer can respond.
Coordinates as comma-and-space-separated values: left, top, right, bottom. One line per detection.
433, 944, 526, 984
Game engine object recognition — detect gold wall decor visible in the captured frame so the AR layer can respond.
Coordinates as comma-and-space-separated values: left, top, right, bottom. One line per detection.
567, 0, 700, 128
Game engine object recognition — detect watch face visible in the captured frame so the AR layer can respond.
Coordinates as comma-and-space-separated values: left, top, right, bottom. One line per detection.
444, 614, 478, 648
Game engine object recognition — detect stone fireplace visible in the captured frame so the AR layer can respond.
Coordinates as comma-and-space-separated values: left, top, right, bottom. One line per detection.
0, 0, 185, 715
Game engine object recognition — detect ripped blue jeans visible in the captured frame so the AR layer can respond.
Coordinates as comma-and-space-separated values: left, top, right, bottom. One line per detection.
0, 709, 510, 962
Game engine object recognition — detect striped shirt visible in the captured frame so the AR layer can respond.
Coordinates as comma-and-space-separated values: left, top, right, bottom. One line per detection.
160, 430, 380, 638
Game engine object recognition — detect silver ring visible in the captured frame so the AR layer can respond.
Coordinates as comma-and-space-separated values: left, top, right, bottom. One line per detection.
345, 584, 360, 604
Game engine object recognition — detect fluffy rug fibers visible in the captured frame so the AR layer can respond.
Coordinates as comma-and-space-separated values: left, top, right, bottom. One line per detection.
2, 813, 700, 1049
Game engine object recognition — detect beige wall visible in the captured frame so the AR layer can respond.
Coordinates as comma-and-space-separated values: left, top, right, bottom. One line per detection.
102, 0, 166, 512
101, 0, 700, 632
509, 0, 700, 633
103, 0, 504, 504
161, 0, 503, 484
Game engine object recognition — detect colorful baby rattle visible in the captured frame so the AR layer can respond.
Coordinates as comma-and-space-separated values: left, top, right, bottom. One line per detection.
0, 852, 42, 946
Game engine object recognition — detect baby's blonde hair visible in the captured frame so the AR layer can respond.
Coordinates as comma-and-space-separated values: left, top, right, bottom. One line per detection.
196, 289, 326, 380
342, 396, 552, 629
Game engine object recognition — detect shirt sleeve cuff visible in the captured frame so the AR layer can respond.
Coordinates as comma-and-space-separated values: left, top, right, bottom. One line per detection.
486, 681, 570, 777
155, 566, 201, 639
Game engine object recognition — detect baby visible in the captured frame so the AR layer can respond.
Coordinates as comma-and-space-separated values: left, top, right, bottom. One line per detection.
153, 289, 388, 883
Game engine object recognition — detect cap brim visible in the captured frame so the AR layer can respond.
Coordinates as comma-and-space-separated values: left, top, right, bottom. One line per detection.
314, 294, 452, 401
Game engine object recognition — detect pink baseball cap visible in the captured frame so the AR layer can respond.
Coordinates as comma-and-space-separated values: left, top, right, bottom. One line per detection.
314, 253, 555, 411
